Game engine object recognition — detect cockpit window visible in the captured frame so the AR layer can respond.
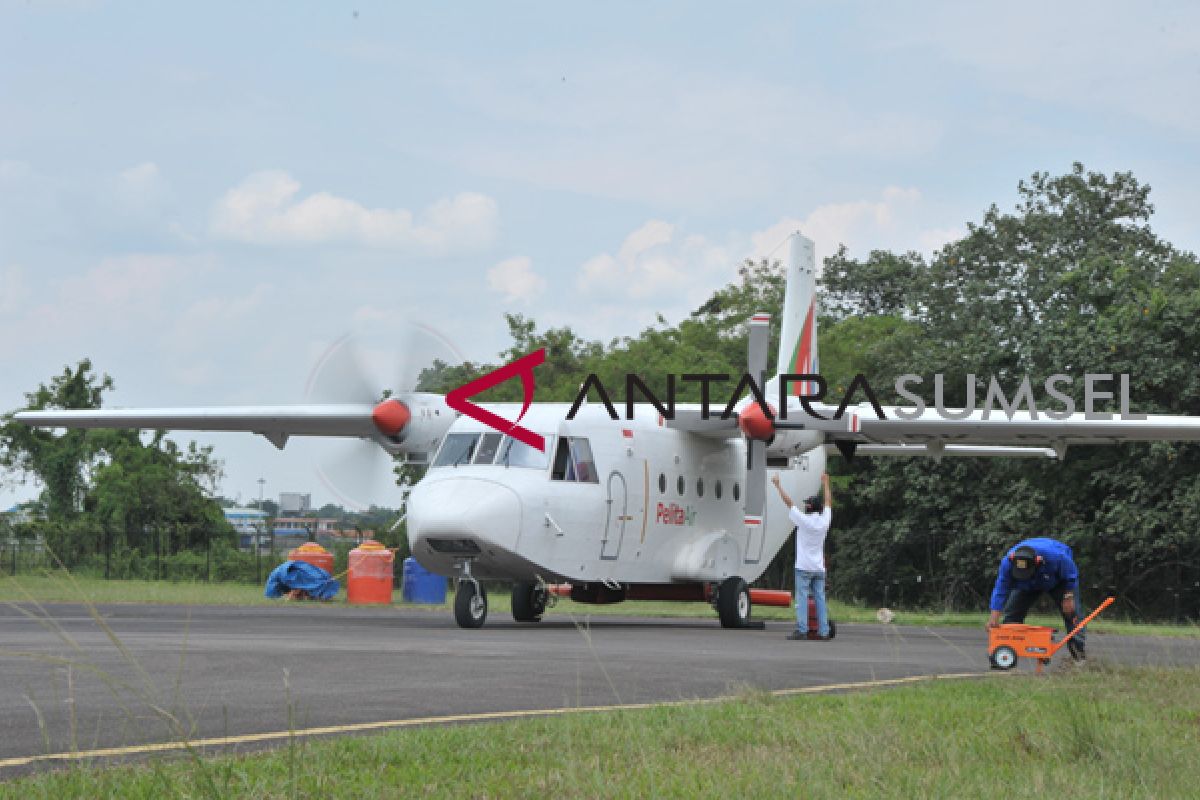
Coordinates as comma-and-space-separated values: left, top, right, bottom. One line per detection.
473, 432, 503, 465
551, 436, 599, 483
432, 433, 479, 467
499, 435, 551, 469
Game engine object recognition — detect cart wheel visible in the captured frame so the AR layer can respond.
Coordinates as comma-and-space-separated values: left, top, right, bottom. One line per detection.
990, 645, 1017, 670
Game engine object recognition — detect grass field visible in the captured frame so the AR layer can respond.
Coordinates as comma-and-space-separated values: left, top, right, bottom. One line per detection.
3, 664, 1198, 798
2, 571, 1197, 637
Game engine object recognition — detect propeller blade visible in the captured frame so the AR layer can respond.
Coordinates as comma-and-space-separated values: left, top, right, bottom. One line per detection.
744, 438, 767, 518
304, 319, 466, 510
743, 312, 771, 519
748, 312, 770, 385
315, 438, 395, 512
305, 334, 380, 405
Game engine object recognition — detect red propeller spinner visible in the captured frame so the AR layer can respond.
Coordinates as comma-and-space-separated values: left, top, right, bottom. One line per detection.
738, 401, 776, 441
371, 398, 411, 438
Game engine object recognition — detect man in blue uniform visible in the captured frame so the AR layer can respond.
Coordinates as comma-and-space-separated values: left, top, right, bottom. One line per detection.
987, 537, 1086, 661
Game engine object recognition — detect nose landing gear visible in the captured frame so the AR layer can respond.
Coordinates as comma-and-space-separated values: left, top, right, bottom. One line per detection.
453, 561, 487, 629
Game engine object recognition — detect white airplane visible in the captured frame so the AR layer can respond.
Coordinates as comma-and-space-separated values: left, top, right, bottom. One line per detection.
18, 233, 1200, 629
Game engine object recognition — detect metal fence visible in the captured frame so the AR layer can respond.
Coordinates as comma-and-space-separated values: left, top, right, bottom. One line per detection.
0, 532, 363, 585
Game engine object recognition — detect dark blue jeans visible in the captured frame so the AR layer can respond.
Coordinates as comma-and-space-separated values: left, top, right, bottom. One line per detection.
795, 569, 829, 637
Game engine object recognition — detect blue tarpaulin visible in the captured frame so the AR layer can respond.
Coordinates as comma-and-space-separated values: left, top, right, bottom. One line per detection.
265, 560, 340, 600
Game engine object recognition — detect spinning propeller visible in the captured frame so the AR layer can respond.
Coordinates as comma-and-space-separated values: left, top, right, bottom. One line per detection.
304, 320, 463, 510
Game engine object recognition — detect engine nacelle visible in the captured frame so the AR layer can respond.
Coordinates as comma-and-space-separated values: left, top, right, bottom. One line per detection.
373, 393, 456, 457
764, 427, 825, 457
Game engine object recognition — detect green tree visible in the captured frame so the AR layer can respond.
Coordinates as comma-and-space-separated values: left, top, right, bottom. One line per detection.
0, 359, 114, 518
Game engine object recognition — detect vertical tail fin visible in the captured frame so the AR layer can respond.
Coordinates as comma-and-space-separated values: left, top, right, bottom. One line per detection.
775, 232, 819, 394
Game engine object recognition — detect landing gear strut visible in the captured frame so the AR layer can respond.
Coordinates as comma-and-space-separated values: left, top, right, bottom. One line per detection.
454, 562, 487, 629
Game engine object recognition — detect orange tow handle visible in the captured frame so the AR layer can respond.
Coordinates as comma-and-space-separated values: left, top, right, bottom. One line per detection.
1051, 595, 1115, 656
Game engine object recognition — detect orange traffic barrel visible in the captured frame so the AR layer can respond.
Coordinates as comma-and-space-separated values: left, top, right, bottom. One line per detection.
347, 540, 394, 605
289, 542, 334, 574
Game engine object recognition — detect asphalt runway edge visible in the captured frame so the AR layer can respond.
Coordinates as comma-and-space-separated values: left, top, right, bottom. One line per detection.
0, 671, 989, 772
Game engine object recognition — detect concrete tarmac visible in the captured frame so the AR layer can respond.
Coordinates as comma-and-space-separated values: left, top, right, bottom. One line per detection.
2, 602, 1198, 776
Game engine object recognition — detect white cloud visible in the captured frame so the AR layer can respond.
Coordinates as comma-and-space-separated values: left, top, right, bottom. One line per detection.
751, 187, 964, 270
210, 170, 499, 253
116, 162, 165, 197
110, 161, 172, 223
578, 220, 734, 302
29, 254, 180, 334
568, 187, 967, 343
487, 256, 546, 303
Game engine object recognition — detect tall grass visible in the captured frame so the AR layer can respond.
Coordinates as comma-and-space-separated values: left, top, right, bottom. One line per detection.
4, 665, 1198, 798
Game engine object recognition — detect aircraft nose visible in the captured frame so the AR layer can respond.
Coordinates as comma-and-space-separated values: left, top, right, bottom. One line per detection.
408, 478, 523, 553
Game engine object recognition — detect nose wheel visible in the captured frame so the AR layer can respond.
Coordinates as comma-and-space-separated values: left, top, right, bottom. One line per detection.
453, 560, 488, 629
454, 579, 488, 629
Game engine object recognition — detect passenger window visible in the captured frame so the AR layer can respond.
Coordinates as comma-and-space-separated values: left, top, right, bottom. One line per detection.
733, 482, 741, 502
473, 433, 502, 465
551, 437, 599, 483
499, 435, 551, 469
432, 433, 480, 467
658, 473, 666, 493
676, 475, 685, 496
715, 480, 723, 499
696, 478, 704, 497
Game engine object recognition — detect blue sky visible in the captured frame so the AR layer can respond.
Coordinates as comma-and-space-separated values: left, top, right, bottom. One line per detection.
2, 1, 1198, 509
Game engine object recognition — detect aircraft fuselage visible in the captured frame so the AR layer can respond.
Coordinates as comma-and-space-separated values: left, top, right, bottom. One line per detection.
407, 403, 824, 587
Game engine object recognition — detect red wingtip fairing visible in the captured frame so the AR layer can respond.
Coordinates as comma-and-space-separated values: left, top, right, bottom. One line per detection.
371, 398, 411, 437
738, 402, 776, 441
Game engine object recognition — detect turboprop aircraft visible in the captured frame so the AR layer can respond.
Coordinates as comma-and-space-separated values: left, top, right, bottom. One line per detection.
17, 233, 1200, 629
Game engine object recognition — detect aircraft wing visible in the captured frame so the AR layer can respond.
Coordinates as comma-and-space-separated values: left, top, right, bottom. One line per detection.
819, 404, 1200, 452
14, 405, 380, 449
664, 409, 741, 438
825, 443, 1057, 458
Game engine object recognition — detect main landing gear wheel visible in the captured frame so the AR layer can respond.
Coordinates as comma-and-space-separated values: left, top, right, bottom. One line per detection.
511, 581, 548, 622
454, 580, 488, 629
716, 576, 752, 629
990, 645, 1017, 670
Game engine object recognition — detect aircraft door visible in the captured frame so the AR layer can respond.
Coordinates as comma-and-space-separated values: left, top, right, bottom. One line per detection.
601, 470, 629, 560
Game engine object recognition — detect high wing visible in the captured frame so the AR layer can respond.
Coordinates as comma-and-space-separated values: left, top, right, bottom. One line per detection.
818, 403, 1200, 454
14, 406, 377, 449
13, 392, 455, 455
826, 443, 1058, 458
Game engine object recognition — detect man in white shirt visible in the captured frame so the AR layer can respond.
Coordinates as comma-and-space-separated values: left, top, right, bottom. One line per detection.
771, 472, 833, 641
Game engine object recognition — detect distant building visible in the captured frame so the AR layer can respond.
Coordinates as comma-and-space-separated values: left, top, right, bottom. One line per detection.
223, 507, 269, 551
279, 493, 312, 514
2, 504, 41, 526
272, 517, 374, 549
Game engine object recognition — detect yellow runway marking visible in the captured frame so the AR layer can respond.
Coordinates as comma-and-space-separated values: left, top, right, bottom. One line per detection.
0, 671, 986, 770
